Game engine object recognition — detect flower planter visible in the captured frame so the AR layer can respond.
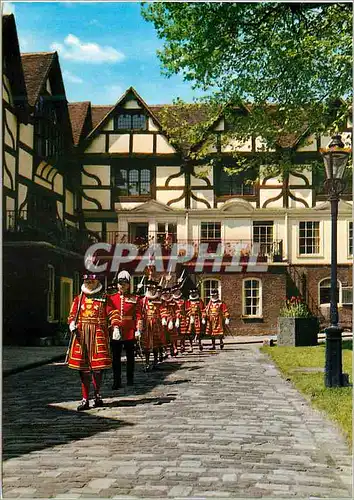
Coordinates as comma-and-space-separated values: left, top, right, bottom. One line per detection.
277, 317, 319, 347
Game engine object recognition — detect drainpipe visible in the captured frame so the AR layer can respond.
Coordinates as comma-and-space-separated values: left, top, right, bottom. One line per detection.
284, 211, 289, 262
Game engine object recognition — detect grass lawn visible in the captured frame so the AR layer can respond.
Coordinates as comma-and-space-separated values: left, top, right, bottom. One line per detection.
261, 340, 352, 445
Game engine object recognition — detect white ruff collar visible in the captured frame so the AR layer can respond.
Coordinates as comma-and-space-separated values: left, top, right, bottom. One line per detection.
211, 297, 220, 302
81, 283, 103, 295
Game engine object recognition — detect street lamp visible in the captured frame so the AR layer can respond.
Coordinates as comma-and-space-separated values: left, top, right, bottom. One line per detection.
321, 134, 351, 387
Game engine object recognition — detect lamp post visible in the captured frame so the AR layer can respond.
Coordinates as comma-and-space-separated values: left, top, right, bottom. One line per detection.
321, 135, 351, 387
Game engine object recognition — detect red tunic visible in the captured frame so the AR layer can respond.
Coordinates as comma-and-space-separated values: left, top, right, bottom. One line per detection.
141, 297, 163, 351
185, 299, 205, 336
107, 292, 142, 341
160, 299, 178, 344
174, 298, 187, 336
204, 300, 230, 337
67, 293, 112, 371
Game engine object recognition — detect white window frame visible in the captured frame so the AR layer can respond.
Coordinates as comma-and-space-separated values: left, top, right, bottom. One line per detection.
342, 286, 353, 306
201, 278, 221, 303
252, 221, 274, 255
47, 265, 56, 322
298, 221, 322, 257
200, 222, 222, 241
242, 278, 262, 318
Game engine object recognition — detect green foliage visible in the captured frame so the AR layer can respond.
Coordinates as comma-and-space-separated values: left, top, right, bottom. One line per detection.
279, 296, 312, 318
142, 2, 352, 141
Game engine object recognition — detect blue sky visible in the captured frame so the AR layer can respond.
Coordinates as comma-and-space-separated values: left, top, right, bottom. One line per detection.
4, 2, 206, 105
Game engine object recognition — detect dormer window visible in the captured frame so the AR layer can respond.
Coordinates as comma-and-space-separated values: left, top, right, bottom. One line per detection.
114, 113, 146, 131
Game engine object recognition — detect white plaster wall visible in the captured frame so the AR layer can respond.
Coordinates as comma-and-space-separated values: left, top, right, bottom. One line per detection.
85, 222, 103, 233
320, 134, 332, 149
115, 202, 144, 210
5, 109, 17, 149
156, 135, 176, 154
3, 76, 12, 104
123, 100, 141, 109
177, 220, 188, 240
156, 166, 182, 187
18, 148, 32, 179
133, 134, 153, 154
289, 169, 312, 185
190, 190, 214, 209
222, 137, 252, 153
224, 219, 252, 240
103, 119, 113, 131
53, 173, 63, 195
4, 152, 16, 190
85, 135, 105, 153
156, 190, 185, 209
148, 118, 159, 131
255, 137, 275, 152
82, 189, 110, 209
192, 165, 213, 186
57, 201, 63, 220
65, 190, 74, 215
34, 176, 51, 190
288, 189, 312, 208
109, 134, 130, 153
106, 222, 119, 232
46, 79, 52, 94
19, 123, 34, 149
259, 189, 283, 208
18, 184, 28, 210
82, 165, 110, 186
296, 135, 317, 152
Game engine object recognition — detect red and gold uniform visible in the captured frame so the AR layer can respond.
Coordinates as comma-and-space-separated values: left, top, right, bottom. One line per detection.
160, 290, 178, 356
141, 295, 163, 352
186, 299, 205, 337
67, 293, 112, 371
204, 298, 230, 337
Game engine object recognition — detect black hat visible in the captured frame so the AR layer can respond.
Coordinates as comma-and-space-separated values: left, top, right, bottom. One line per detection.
162, 287, 171, 293
211, 288, 219, 295
147, 279, 158, 287
172, 284, 180, 291
190, 287, 198, 294
156, 285, 163, 291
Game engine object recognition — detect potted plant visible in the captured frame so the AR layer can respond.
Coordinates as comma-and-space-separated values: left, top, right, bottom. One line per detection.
277, 296, 319, 346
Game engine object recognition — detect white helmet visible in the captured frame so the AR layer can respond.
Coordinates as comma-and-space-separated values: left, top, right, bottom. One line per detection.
117, 270, 131, 283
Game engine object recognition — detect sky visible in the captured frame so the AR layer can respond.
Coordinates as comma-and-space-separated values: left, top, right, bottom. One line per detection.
3, 1, 206, 105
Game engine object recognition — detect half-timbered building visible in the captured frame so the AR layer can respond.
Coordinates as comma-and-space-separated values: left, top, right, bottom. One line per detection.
2, 14, 352, 342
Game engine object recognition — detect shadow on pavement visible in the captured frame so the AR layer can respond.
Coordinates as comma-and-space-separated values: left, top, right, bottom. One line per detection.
3, 357, 185, 460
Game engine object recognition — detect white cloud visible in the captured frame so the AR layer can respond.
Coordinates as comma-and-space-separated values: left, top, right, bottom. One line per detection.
2, 2, 15, 15
50, 34, 125, 64
63, 70, 83, 84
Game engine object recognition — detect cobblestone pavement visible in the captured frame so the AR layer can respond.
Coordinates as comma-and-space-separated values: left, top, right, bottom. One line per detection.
3, 344, 352, 499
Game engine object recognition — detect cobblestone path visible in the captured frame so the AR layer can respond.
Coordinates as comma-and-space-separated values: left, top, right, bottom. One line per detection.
3, 344, 352, 498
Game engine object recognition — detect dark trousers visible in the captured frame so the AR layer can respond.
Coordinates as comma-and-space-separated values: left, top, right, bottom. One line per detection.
111, 339, 135, 384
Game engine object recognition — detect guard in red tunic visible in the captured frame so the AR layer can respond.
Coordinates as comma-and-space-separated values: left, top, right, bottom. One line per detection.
108, 271, 143, 390
204, 288, 230, 350
172, 284, 189, 352
141, 280, 163, 369
161, 287, 178, 357
67, 274, 112, 411
185, 287, 205, 351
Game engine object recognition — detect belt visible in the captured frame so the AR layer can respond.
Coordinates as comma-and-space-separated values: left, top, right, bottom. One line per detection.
118, 316, 133, 321
80, 319, 106, 325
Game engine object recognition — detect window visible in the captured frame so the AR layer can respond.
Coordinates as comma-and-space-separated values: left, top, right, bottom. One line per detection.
219, 168, 255, 196
201, 222, 221, 241
157, 223, 177, 246
114, 113, 146, 130
47, 265, 55, 321
342, 287, 353, 305
319, 278, 340, 305
349, 222, 353, 256
35, 95, 63, 160
132, 276, 148, 295
299, 221, 320, 255
243, 279, 262, 317
202, 279, 221, 303
115, 168, 151, 196
253, 221, 274, 255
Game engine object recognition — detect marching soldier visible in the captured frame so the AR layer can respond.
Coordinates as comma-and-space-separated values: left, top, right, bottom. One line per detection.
161, 287, 178, 357
67, 274, 112, 411
203, 288, 230, 350
172, 284, 189, 352
185, 287, 205, 351
108, 270, 142, 390
141, 280, 163, 369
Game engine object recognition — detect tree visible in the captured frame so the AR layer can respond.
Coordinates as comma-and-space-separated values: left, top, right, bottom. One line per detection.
142, 2, 352, 152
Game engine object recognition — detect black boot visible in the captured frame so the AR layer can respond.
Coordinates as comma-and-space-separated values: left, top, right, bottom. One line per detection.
220, 338, 224, 350
93, 394, 103, 408
77, 398, 90, 411
112, 380, 122, 390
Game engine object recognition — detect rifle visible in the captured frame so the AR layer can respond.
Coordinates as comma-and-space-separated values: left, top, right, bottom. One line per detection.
65, 291, 83, 365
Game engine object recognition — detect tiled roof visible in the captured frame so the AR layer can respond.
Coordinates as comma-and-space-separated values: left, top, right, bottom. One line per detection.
21, 53, 55, 107
68, 102, 91, 145
91, 106, 112, 129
